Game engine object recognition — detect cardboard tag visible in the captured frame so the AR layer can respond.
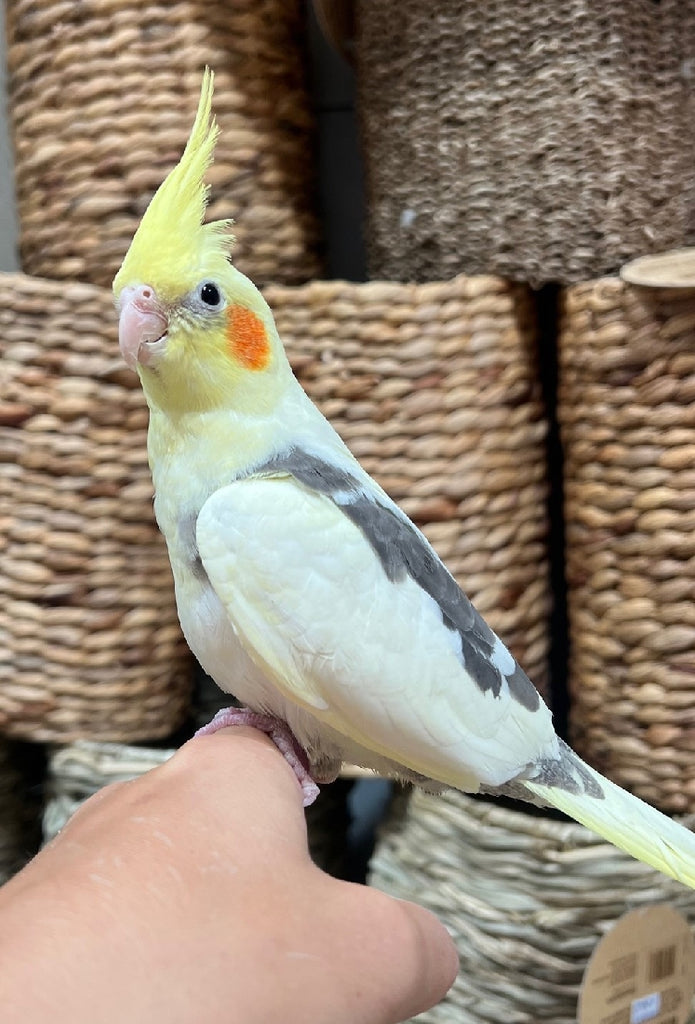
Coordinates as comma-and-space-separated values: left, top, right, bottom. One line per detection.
579, 905, 695, 1024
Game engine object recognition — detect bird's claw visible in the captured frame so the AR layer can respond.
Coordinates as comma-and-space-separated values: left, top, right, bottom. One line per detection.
194, 706, 320, 807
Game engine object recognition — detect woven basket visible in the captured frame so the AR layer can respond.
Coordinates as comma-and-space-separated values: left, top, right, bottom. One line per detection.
559, 277, 695, 813
369, 787, 695, 1023
43, 740, 351, 876
268, 275, 551, 696
0, 273, 192, 742
5, 0, 321, 289
356, 0, 695, 286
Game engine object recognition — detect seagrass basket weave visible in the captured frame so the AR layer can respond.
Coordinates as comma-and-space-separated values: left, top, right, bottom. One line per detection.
267, 275, 551, 696
5, 0, 321, 289
356, 0, 695, 285
369, 787, 695, 1024
0, 273, 192, 742
558, 276, 695, 813
42, 740, 351, 876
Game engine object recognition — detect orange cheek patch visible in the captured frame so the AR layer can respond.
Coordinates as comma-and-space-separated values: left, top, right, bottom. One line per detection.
226, 305, 270, 371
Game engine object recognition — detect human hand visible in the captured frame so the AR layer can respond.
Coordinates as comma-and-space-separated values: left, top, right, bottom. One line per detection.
0, 727, 457, 1024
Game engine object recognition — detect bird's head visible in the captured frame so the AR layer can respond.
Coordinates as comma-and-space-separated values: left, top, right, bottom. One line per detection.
113, 69, 289, 418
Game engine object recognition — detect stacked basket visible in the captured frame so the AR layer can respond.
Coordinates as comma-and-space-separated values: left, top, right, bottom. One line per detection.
2, 0, 323, 748
356, 0, 695, 287
0, 0, 329, 866
0, 276, 191, 741
559, 267, 695, 815
6, 0, 322, 288
349, 2, 695, 1021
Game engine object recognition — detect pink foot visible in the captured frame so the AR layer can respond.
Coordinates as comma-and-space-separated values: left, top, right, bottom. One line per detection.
195, 707, 320, 808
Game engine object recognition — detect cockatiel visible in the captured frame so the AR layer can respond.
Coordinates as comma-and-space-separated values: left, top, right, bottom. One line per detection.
114, 69, 695, 889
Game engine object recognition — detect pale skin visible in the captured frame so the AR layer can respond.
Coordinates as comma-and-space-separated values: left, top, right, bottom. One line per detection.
0, 727, 458, 1024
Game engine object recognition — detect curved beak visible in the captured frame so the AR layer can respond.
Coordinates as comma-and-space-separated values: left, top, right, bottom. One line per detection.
118, 285, 169, 370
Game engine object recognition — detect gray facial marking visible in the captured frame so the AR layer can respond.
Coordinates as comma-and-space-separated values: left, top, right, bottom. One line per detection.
256, 449, 542, 713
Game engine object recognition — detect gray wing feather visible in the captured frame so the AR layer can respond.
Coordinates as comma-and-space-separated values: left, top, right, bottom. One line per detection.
256, 449, 541, 714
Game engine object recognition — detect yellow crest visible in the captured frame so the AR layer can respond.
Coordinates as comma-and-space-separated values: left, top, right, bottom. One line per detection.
113, 68, 234, 302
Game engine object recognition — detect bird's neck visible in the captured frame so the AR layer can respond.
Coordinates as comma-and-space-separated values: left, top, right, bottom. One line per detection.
147, 403, 281, 495
145, 377, 359, 547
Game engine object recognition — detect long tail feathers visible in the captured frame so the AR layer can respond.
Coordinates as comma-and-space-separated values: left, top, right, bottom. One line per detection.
524, 743, 695, 889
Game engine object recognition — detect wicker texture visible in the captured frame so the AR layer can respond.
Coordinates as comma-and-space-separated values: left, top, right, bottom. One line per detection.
268, 276, 551, 695
43, 740, 351, 875
356, 0, 695, 286
1, 272, 549, 735
559, 279, 695, 813
0, 273, 192, 742
369, 787, 695, 1023
6, 0, 321, 289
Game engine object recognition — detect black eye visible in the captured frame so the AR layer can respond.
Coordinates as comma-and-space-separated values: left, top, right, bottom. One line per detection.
199, 282, 222, 307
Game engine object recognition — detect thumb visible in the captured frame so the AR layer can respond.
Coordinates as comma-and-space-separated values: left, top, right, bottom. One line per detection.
316, 879, 458, 1024
360, 889, 459, 1023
